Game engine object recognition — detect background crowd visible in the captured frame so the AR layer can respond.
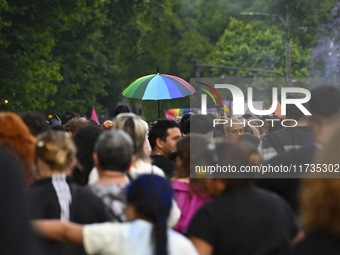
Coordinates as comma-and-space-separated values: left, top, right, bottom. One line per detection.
1, 85, 340, 255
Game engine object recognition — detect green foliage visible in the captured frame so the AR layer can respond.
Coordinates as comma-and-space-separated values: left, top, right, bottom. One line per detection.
204, 18, 310, 79
0, 0, 336, 120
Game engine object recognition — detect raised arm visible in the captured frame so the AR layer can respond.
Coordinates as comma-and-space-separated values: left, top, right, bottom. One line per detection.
32, 220, 84, 245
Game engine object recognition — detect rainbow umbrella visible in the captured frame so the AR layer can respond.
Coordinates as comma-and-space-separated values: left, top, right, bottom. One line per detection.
122, 69, 196, 118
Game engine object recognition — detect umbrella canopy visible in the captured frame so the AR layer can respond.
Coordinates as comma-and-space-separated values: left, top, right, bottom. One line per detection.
122, 73, 196, 118
122, 74, 196, 100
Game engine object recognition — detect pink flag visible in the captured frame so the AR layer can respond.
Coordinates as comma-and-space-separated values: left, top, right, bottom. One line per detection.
83, 115, 87, 120
91, 106, 99, 124
164, 109, 173, 120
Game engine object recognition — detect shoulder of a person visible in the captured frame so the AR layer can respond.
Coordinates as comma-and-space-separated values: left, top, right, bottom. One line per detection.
265, 149, 297, 164
71, 183, 106, 203
85, 221, 123, 237
28, 178, 56, 195
132, 160, 165, 177
168, 229, 198, 254
291, 233, 336, 255
251, 186, 290, 205
266, 145, 315, 165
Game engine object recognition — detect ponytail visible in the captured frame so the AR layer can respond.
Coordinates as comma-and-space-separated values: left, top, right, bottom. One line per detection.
153, 213, 168, 255
127, 175, 173, 255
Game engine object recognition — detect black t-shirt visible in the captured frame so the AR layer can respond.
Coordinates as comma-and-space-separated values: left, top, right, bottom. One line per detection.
27, 177, 109, 255
187, 186, 300, 255
292, 233, 340, 255
150, 155, 176, 178
257, 145, 317, 213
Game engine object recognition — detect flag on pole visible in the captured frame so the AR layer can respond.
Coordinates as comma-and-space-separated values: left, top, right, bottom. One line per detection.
91, 106, 99, 124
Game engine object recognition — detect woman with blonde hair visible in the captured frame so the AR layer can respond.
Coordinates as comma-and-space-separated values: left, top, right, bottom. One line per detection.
0, 112, 36, 186
292, 122, 340, 254
28, 131, 109, 255
88, 113, 180, 227
89, 113, 164, 182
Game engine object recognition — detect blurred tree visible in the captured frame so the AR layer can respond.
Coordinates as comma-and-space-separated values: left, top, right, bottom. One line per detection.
0, 0, 336, 119
204, 18, 310, 79
0, 1, 61, 112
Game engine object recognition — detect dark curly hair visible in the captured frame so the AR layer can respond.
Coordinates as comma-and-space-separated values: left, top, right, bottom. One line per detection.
21, 112, 50, 137
72, 125, 103, 185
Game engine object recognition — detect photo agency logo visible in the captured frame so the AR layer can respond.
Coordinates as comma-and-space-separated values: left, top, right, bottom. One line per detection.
189, 78, 314, 179
196, 81, 312, 128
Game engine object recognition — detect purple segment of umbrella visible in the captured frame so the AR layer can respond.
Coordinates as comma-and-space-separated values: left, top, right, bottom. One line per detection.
143, 74, 171, 100
159, 75, 185, 98
163, 76, 192, 97
162, 74, 196, 94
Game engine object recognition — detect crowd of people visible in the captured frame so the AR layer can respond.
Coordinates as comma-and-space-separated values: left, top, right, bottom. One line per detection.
1, 85, 340, 255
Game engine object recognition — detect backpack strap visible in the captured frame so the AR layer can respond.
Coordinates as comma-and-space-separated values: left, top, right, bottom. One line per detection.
126, 173, 134, 182
267, 133, 286, 154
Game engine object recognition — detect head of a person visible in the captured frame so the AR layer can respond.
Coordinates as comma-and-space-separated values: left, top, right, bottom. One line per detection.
299, 178, 340, 237
242, 114, 253, 120
238, 134, 260, 150
268, 117, 284, 133
243, 125, 253, 135
203, 140, 259, 197
148, 119, 181, 159
0, 112, 36, 185
307, 85, 340, 126
61, 111, 79, 126
21, 112, 51, 137
93, 129, 134, 172
64, 117, 89, 136
125, 174, 172, 255
247, 117, 262, 135
88, 119, 99, 126
51, 125, 69, 132
34, 131, 76, 179
190, 115, 214, 140
112, 113, 149, 162
311, 120, 340, 172
285, 98, 307, 122
72, 125, 103, 185
172, 116, 182, 123
175, 134, 209, 178
223, 118, 244, 139
174, 134, 210, 199
179, 113, 191, 135
115, 105, 130, 118
300, 120, 340, 236
259, 115, 272, 134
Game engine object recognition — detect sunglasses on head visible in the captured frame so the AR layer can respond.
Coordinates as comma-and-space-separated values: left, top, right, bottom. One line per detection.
230, 128, 244, 135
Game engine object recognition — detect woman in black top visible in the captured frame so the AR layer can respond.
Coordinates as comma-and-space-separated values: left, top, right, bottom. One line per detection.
27, 131, 109, 255
187, 140, 304, 255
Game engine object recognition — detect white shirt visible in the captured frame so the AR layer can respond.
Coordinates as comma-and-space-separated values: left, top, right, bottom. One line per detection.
87, 160, 165, 185
87, 162, 181, 228
83, 219, 198, 255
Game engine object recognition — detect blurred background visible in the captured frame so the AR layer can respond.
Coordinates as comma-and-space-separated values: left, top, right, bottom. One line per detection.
0, 0, 338, 122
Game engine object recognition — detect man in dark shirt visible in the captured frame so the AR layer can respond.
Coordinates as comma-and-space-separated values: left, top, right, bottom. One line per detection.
149, 119, 181, 178
258, 103, 313, 161
258, 85, 340, 212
